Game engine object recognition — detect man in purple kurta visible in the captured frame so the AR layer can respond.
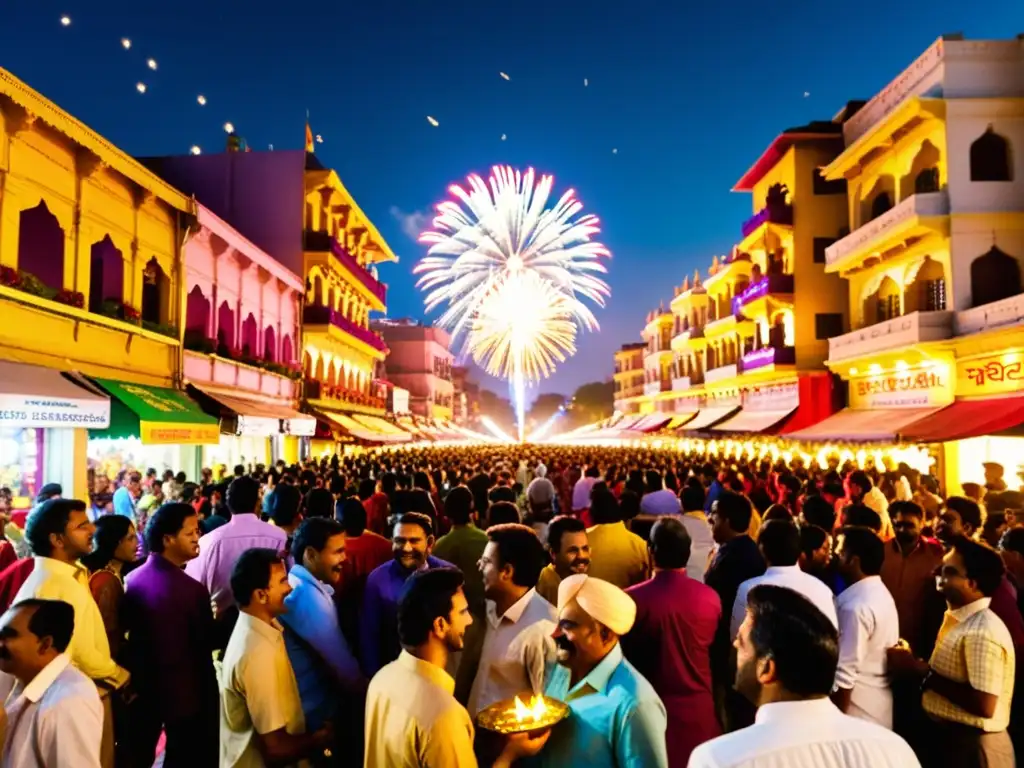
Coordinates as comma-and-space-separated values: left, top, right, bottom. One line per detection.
624, 517, 722, 766
122, 503, 219, 767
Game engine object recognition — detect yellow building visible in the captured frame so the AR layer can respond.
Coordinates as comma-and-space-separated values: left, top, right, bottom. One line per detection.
613, 342, 646, 414
638, 308, 674, 415
0, 67, 215, 505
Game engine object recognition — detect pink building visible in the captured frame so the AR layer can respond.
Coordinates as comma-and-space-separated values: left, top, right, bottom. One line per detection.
373, 320, 455, 420
182, 204, 313, 468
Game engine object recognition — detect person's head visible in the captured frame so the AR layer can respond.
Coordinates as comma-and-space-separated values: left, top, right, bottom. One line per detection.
937, 496, 983, 545
444, 486, 475, 526
589, 487, 621, 525
266, 484, 303, 531
303, 488, 335, 519
546, 516, 590, 578
709, 491, 753, 544
845, 470, 871, 501
337, 497, 368, 537
35, 483, 62, 504
961, 482, 984, 502
763, 504, 793, 523
292, 518, 347, 586
226, 475, 260, 515
233, 464, 246, 478
584, 465, 600, 479
840, 504, 882, 534
734, 584, 838, 706
392, 512, 434, 571
81, 515, 136, 573
982, 511, 1011, 549
553, 574, 635, 680
835, 526, 885, 583
680, 484, 705, 513
486, 501, 521, 527
231, 549, 291, 616
397, 567, 472, 654
0, 599, 74, 681
649, 517, 691, 571
25, 499, 93, 562
357, 478, 376, 501
999, 527, 1024, 582
800, 495, 836, 533
644, 470, 663, 492
889, 500, 925, 550
938, 537, 1005, 608
821, 481, 844, 505
984, 462, 1006, 487
145, 502, 202, 565
756, 520, 800, 567
479, 524, 546, 601
777, 475, 801, 504
125, 472, 142, 497
798, 525, 832, 576
526, 478, 555, 517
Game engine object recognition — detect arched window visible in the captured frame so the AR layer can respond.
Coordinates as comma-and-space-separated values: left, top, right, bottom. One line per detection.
217, 302, 235, 354
141, 258, 167, 324
241, 314, 258, 357
914, 168, 940, 195
302, 350, 313, 379
970, 127, 1012, 182
906, 257, 946, 313
971, 247, 1021, 308
870, 192, 893, 220
88, 236, 123, 313
283, 335, 294, 365
185, 286, 210, 335
18, 201, 65, 292
312, 273, 325, 306
263, 326, 277, 361
868, 276, 901, 324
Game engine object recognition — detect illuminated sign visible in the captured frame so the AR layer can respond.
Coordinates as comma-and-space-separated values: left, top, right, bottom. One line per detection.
849, 364, 952, 409
958, 352, 1024, 397
743, 381, 800, 412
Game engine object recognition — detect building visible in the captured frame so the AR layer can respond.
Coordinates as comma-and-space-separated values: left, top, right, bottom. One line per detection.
0, 67, 221, 506
373, 319, 455, 420
613, 342, 647, 414
451, 365, 480, 426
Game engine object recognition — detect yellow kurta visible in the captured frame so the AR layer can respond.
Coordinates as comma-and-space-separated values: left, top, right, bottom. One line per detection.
585, 522, 650, 590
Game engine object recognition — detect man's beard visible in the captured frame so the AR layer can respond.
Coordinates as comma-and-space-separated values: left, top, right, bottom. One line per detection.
895, 532, 918, 551
733, 657, 760, 705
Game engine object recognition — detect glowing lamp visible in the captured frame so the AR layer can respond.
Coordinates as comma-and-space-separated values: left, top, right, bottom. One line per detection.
477, 694, 570, 735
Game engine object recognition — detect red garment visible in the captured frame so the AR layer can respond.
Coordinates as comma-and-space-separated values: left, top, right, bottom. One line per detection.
0, 558, 35, 613
624, 570, 722, 766
363, 493, 390, 535
0, 541, 17, 574
342, 531, 393, 586
990, 575, 1024, 651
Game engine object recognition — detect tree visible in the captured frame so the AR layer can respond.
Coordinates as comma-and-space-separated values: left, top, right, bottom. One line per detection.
478, 389, 516, 435
566, 380, 615, 428
527, 393, 567, 429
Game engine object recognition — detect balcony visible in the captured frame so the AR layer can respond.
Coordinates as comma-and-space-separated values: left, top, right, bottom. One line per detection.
183, 350, 298, 400
738, 345, 796, 374
825, 191, 949, 273
304, 379, 387, 414
644, 380, 671, 397
956, 294, 1024, 336
827, 310, 953, 363
741, 202, 793, 239
304, 230, 388, 306
671, 375, 692, 392
732, 274, 795, 316
705, 363, 739, 385
303, 305, 389, 354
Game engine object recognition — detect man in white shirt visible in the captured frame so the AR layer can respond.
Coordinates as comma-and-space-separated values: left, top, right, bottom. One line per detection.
0, 598, 103, 768
680, 484, 714, 582
572, 465, 601, 515
730, 520, 838, 640
831, 527, 899, 728
690, 584, 920, 768
640, 470, 682, 517
466, 524, 556, 715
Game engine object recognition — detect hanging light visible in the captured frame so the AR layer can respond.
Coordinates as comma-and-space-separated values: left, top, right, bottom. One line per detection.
189, 145, 201, 155
121, 38, 132, 49
223, 122, 235, 133
60, 15, 71, 26
196, 94, 207, 106
147, 58, 158, 70
136, 82, 147, 94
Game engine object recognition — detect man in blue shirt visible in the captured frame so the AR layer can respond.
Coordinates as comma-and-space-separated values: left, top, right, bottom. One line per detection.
533, 573, 669, 768
113, 471, 141, 520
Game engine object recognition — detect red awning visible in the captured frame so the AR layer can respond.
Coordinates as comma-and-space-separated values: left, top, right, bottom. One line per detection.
712, 408, 796, 434
899, 396, 1024, 442
786, 406, 944, 442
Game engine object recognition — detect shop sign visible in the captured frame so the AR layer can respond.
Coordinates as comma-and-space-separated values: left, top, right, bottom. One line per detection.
285, 417, 317, 437
849, 364, 952, 409
674, 395, 702, 414
140, 422, 221, 445
958, 353, 1024, 397
743, 381, 800, 412
0, 394, 110, 429
236, 415, 283, 436
706, 390, 741, 410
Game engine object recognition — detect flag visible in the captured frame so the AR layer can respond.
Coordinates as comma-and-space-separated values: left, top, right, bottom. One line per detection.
305, 121, 314, 153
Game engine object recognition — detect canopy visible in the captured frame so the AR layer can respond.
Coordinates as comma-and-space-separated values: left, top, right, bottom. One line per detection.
190, 384, 307, 437
319, 411, 407, 444
711, 407, 797, 434
785, 406, 944, 443
629, 414, 672, 433
664, 413, 697, 430
350, 414, 412, 442
89, 379, 219, 445
681, 406, 740, 432
0, 361, 109, 429
898, 396, 1024, 442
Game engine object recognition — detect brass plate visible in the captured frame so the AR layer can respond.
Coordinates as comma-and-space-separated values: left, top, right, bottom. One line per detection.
476, 695, 571, 735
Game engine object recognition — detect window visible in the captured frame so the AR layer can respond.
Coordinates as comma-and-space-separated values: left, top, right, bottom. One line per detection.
970, 246, 1021, 308
914, 168, 940, 194
970, 127, 1012, 182
815, 313, 844, 340
812, 169, 846, 195
812, 237, 835, 264
870, 192, 893, 220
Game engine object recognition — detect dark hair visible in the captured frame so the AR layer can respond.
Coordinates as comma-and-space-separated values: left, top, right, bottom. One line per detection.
230, 548, 285, 607
763, 504, 793, 523
1001, 526, 1024, 555
486, 524, 546, 587
618, 489, 641, 521
303, 488, 335, 519
338, 498, 367, 537
81, 515, 134, 573
358, 478, 376, 501
12, 598, 75, 653
445, 486, 475, 526
233, 464, 246, 477
488, 486, 517, 505
842, 504, 882, 533
644, 470, 663, 492
266, 485, 302, 528
650, 517, 691, 569
839, 526, 885, 575
953, 536, 1005, 596
946, 496, 983, 532
487, 501, 521, 527
226, 476, 260, 515
547, 515, 586, 554
746, 584, 839, 697
798, 525, 829, 558
757, 520, 801, 567
25, 499, 87, 557
145, 502, 198, 554
585, 465, 600, 479
889, 500, 924, 520
397, 567, 465, 646
801, 495, 836, 532
291, 517, 346, 564
847, 470, 872, 494
590, 487, 621, 525
714, 491, 753, 534
395, 511, 434, 538
681, 484, 705, 512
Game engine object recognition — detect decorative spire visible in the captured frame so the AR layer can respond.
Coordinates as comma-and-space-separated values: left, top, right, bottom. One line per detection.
682, 275, 690, 292
710, 255, 720, 274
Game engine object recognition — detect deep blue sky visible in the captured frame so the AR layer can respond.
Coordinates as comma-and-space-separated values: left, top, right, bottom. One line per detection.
3, 1, 1021, 401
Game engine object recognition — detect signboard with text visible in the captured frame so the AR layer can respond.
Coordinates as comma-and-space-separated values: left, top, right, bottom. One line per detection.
958, 352, 1024, 398
742, 381, 800, 412
849, 364, 953, 409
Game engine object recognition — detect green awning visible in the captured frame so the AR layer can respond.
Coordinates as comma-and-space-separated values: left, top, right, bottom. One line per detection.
88, 379, 220, 445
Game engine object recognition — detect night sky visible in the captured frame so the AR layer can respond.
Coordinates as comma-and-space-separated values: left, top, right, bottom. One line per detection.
3, 0, 1021, 402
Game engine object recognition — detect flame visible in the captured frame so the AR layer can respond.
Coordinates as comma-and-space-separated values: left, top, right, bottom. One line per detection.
511, 695, 548, 722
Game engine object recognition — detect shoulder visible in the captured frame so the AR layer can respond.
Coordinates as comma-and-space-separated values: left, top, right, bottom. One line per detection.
41, 664, 102, 713
608, 656, 663, 706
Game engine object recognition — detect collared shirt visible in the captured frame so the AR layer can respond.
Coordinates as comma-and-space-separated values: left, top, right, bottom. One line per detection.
624, 570, 721, 767
536, 564, 562, 607
639, 489, 681, 517
365, 650, 476, 767
0, 654, 104, 768
186, 513, 288, 616
880, 536, 945, 657
281, 565, 364, 731
585, 522, 649, 590
432, 525, 489, 616
112, 486, 137, 520
861, 487, 894, 540
359, 555, 452, 676
531, 642, 668, 768
834, 575, 900, 728
122, 554, 219, 722
220, 612, 307, 768
730, 565, 838, 640
572, 477, 599, 511
924, 597, 1016, 732
688, 697, 920, 768
680, 511, 715, 583
14, 557, 127, 685
466, 588, 556, 716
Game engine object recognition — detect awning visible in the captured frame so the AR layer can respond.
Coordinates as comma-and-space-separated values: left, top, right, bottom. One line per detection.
0, 361, 110, 429
629, 414, 672, 433
350, 414, 412, 442
785, 406, 944, 443
88, 379, 219, 445
189, 385, 302, 436
899, 396, 1024, 443
712, 407, 797, 434
681, 406, 741, 432
319, 411, 407, 444
665, 413, 697, 430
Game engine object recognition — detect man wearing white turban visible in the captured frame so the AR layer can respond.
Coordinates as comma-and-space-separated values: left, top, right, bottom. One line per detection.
527, 574, 668, 768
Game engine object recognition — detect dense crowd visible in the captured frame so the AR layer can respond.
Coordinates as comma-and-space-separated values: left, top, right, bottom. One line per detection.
0, 444, 1020, 767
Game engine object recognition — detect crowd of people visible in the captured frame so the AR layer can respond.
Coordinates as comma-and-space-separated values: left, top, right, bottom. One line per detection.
0, 444, 1020, 767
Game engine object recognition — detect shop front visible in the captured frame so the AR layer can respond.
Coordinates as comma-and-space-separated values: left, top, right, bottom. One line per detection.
709, 375, 837, 435
681, 389, 741, 433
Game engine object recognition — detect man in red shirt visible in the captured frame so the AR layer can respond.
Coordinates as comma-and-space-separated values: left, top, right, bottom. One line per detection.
358, 479, 390, 535
335, 497, 392, 656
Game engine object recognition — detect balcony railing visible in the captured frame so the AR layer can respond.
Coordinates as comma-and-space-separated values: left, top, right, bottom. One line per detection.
303, 305, 388, 353
825, 191, 949, 268
732, 274, 795, 315
644, 380, 671, 397
304, 230, 387, 305
305, 379, 386, 411
741, 203, 793, 238
705, 363, 738, 384
671, 375, 692, 392
827, 310, 953, 363
738, 345, 796, 373
955, 294, 1024, 336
